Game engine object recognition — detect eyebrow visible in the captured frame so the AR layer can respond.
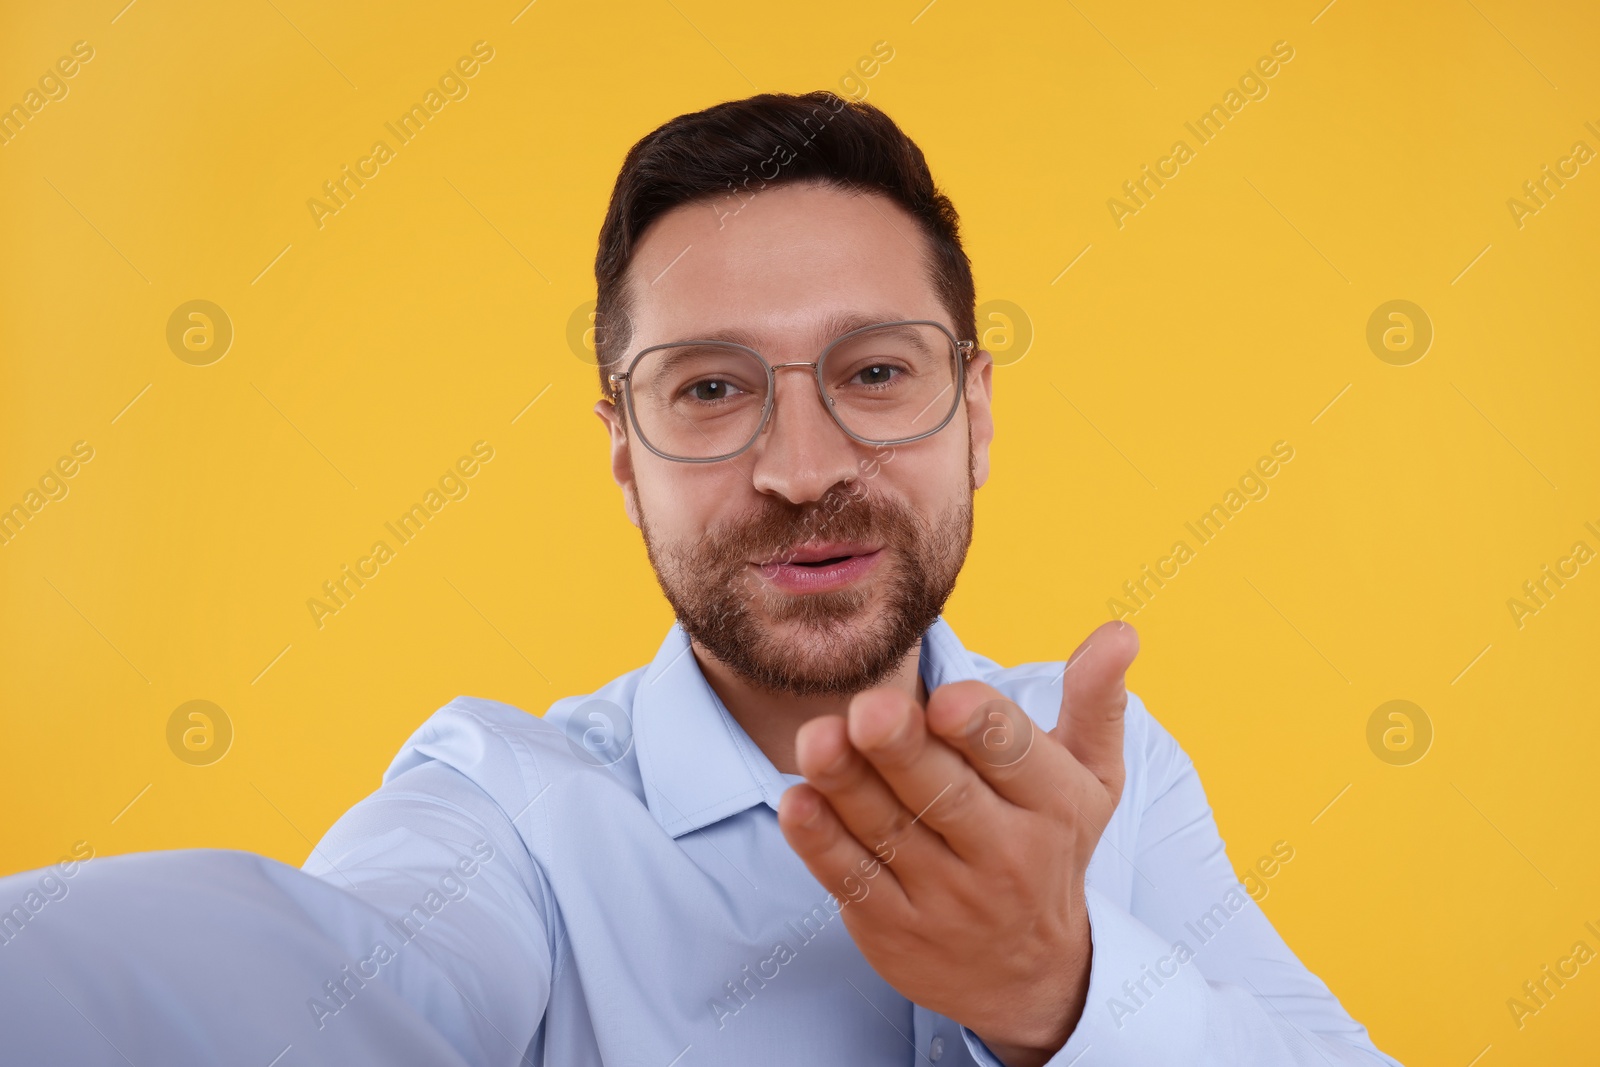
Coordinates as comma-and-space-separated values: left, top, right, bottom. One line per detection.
670, 311, 913, 352
644, 344, 765, 382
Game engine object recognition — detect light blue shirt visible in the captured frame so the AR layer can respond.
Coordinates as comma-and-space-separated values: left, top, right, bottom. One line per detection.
0, 618, 1402, 1065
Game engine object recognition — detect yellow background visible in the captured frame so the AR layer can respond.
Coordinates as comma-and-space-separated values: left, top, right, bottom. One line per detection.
3, 1, 1597, 1062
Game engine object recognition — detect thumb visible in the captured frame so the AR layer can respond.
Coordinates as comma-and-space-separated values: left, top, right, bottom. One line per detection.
1052, 620, 1139, 797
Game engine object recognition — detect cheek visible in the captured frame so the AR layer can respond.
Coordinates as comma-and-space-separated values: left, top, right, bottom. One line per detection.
878, 436, 969, 507
872, 457, 969, 549
634, 462, 749, 538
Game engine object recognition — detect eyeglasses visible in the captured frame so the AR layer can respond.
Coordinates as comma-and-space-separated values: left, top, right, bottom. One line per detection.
605, 319, 976, 463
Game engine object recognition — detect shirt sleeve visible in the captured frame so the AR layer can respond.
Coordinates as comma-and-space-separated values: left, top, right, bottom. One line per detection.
0, 848, 495, 1066
301, 757, 556, 1065
959, 698, 1405, 1067
0, 728, 553, 1067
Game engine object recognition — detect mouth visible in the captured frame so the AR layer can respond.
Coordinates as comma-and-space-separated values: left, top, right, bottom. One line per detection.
752, 541, 884, 594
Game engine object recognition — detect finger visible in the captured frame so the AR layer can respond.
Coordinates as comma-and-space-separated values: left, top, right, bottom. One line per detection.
1054, 620, 1138, 800
776, 783, 908, 915
922, 679, 1078, 811
795, 713, 956, 882
843, 687, 1009, 861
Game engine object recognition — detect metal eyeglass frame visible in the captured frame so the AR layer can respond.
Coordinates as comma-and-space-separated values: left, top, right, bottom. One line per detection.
604, 319, 977, 464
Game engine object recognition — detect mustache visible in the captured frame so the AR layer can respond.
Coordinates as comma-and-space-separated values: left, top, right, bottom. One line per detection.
700, 483, 895, 568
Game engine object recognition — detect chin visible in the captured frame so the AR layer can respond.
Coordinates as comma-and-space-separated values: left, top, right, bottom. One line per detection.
757, 586, 877, 631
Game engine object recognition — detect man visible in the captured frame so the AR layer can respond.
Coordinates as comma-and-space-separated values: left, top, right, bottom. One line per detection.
0, 91, 1401, 1066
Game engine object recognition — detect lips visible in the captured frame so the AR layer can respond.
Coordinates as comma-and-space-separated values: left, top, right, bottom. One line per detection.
766, 541, 881, 566
752, 541, 885, 594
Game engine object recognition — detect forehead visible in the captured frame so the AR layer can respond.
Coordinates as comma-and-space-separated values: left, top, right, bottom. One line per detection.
622, 181, 944, 353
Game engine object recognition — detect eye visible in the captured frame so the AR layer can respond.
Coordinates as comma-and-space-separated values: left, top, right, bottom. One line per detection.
687, 378, 743, 402
854, 364, 898, 387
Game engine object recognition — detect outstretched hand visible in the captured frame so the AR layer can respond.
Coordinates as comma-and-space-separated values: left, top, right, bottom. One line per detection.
777, 620, 1139, 1067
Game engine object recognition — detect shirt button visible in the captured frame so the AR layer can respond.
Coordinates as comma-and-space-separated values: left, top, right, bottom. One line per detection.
929, 1036, 945, 1061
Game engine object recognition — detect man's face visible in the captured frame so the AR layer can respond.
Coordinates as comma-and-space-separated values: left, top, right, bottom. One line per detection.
595, 180, 994, 697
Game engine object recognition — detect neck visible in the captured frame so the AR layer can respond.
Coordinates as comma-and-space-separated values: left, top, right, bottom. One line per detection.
690, 638, 929, 775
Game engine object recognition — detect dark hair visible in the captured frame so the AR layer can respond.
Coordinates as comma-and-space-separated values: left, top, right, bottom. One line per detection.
592, 90, 976, 394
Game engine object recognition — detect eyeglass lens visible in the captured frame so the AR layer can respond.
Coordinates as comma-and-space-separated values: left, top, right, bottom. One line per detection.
627, 322, 959, 460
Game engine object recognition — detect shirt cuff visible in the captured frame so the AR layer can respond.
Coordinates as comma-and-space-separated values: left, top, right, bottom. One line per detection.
960, 884, 1208, 1067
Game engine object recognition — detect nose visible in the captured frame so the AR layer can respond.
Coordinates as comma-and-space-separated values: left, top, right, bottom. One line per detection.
747, 366, 862, 505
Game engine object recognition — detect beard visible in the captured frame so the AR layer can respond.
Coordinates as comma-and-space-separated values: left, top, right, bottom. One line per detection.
639, 469, 974, 698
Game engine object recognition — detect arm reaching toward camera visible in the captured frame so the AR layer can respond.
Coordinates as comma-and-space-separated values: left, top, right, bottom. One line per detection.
0, 745, 552, 1066
0, 848, 506, 1066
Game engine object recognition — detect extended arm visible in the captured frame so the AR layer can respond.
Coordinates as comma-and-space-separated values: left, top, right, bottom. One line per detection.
0, 760, 552, 1066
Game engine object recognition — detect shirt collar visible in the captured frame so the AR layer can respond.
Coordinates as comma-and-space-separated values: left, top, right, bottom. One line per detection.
630, 616, 985, 838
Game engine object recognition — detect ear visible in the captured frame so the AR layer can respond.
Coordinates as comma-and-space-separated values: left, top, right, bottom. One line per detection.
965, 349, 995, 490
593, 399, 641, 528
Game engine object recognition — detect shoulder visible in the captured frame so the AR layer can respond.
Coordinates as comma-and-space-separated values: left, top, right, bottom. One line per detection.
379, 664, 652, 812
